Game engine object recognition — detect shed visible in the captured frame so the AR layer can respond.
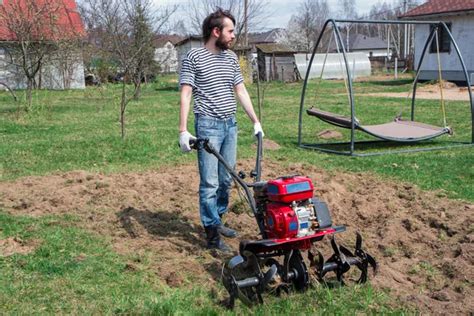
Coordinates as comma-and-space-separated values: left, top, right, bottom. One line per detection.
399, 0, 474, 84
256, 43, 297, 82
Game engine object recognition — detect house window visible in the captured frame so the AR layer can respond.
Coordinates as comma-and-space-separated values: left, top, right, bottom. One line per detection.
430, 23, 451, 53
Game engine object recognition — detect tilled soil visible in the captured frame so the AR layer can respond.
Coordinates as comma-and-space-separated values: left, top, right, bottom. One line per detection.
0, 161, 472, 314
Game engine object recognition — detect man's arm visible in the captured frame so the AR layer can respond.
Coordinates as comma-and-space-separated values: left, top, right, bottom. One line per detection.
178, 84, 195, 152
179, 84, 193, 133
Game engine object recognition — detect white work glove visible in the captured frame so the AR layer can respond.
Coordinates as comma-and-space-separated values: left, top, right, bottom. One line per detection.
253, 122, 264, 138
179, 131, 196, 153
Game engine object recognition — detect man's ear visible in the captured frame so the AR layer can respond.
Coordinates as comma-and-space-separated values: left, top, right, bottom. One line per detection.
211, 26, 220, 38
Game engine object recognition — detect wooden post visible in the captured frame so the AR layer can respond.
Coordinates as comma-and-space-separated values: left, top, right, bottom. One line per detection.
244, 0, 248, 46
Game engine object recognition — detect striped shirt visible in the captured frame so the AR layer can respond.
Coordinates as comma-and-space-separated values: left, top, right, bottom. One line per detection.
179, 47, 244, 119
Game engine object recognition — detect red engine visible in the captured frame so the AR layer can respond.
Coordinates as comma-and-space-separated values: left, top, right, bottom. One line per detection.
265, 176, 318, 239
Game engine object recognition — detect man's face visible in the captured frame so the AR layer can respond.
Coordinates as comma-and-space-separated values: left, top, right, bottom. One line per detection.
215, 17, 235, 50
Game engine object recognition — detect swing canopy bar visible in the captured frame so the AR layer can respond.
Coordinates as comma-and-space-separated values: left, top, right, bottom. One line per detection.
298, 19, 474, 156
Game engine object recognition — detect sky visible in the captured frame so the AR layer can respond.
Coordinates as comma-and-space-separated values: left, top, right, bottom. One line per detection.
157, 0, 390, 31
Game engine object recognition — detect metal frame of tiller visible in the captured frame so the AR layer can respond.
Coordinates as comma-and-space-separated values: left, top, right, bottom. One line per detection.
191, 133, 377, 307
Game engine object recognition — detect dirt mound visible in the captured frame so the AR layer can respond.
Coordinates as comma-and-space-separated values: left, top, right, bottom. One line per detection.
317, 129, 343, 140
0, 237, 39, 257
363, 83, 471, 101
1, 162, 472, 314
251, 138, 281, 150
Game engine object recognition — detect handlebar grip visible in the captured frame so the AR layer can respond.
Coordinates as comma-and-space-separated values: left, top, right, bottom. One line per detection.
189, 138, 197, 149
177, 138, 198, 150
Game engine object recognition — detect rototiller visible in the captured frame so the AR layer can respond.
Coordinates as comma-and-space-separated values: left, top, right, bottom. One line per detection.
190, 133, 376, 307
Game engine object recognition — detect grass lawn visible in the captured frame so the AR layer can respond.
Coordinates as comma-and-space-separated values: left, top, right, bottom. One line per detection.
0, 75, 472, 314
1, 75, 472, 200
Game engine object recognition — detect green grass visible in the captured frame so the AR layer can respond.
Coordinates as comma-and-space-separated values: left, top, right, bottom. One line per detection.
0, 212, 409, 314
0, 75, 471, 313
1, 76, 473, 200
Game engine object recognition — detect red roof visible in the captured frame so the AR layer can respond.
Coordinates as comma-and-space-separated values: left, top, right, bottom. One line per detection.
400, 0, 474, 18
0, 0, 84, 41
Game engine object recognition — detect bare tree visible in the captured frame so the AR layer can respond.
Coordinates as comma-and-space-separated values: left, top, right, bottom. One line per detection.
49, 38, 84, 89
124, 0, 156, 99
337, 0, 358, 51
361, 0, 420, 58
80, 0, 176, 138
170, 20, 188, 37
0, 0, 81, 109
278, 0, 330, 52
186, 0, 270, 43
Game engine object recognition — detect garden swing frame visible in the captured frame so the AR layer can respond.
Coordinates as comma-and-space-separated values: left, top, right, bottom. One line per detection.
297, 19, 474, 156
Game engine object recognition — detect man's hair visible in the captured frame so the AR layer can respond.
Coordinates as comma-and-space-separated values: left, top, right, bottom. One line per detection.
202, 8, 235, 43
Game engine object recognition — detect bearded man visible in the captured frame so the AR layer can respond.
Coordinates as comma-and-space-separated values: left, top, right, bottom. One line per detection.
178, 8, 263, 252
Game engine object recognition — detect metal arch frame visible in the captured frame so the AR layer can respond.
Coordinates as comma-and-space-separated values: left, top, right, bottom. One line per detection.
297, 19, 474, 156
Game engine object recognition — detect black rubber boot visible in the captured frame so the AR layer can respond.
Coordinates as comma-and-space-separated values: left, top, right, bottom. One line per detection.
204, 225, 232, 253
218, 213, 238, 238
218, 224, 238, 238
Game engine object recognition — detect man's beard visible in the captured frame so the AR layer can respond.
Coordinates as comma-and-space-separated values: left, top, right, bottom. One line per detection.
216, 34, 232, 50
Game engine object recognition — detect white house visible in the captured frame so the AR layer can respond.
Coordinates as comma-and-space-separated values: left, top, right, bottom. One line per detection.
400, 0, 474, 84
153, 35, 183, 73
0, 0, 85, 90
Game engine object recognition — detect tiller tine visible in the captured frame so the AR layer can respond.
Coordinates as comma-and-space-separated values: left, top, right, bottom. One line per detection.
308, 247, 329, 283
314, 233, 377, 285
354, 232, 377, 275
222, 251, 279, 308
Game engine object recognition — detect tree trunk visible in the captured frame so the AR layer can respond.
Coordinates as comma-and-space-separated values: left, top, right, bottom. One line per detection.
133, 79, 141, 100
120, 81, 127, 139
26, 78, 33, 111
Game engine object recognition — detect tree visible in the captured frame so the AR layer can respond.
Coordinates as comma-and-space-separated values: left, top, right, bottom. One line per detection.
125, 0, 156, 99
337, 0, 358, 51
359, 0, 420, 58
80, 0, 176, 138
278, 0, 330, 52
186, 0, 270, 44
0, 0, 83, 109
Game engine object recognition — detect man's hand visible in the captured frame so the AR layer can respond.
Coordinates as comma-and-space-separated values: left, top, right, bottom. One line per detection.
253, 122, 264, 138
179, 131, 196, 153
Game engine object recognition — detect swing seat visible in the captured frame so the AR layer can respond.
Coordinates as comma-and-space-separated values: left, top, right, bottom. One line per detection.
307, 107, 451, 142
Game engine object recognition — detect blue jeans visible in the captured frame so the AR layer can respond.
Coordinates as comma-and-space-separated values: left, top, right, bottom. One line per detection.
195, 115, 237, 227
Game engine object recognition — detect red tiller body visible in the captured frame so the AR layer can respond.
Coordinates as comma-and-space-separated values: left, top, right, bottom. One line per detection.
267, 176, 314, 203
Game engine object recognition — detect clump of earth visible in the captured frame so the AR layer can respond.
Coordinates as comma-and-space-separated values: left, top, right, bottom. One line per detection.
1, 161, 472, 314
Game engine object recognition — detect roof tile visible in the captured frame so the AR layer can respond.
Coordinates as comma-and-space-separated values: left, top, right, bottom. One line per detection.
401, 0, 474, 18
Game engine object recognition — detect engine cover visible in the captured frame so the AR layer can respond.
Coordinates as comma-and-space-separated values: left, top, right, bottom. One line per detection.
267, 176, 314, 203
265, 201, 317, 239
265, 202, 298, 239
